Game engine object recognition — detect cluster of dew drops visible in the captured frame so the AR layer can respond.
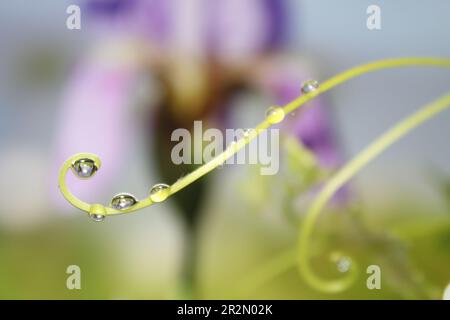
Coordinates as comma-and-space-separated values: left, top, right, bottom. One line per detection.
71, 157, 170, 222
71, 80, 320, 222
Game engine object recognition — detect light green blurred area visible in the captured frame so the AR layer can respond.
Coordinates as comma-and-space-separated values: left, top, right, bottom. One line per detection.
1, 162, 449, 299
0, 214, 184, 299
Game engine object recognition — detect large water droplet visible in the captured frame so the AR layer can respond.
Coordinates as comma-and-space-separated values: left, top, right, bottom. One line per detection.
72, 158, 98, 178
301, 79, 319, 94
110, 193, 138, 210
265, 106, 285, 124
149, 183, 170, 203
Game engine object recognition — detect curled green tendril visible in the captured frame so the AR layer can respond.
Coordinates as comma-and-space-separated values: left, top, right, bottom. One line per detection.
298, 91, 450, 293
59, 58, 450, 293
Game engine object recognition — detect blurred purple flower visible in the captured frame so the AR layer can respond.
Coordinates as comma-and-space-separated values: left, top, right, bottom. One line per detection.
53, 61, 138, 206
54, 0, 342, 208
84, 0, 287, 58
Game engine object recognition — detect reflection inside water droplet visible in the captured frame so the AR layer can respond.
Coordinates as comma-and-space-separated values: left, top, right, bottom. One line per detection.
72, 158, 98, 178
110, 193, 138, 210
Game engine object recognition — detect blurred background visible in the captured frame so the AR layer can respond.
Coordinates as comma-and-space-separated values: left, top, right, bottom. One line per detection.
0, 0, 449, 299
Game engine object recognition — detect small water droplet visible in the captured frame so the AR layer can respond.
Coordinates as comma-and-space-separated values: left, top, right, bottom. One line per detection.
301, 79, 319, 94
336, 256, 351, 273
72, 158, 98, 178
228, 140, 239, 151
243, 129, 253, 139
89, 204, 106, 221
90, 214, 105, 222
110, 193, 139, 210
149, 183, 170, 203
265, 106, 285, 124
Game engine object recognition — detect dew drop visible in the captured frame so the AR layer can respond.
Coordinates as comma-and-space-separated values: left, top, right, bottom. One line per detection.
301, 79, 319, 94
89, 204, 106, 222
110, 193, 139, 210
336, 256, 351, 273
149, 183, 170, 203
229, 140, 238, 151
330, 251, 351, 273
90, 214, 105, 222
243, 129, 253, 140
72, 158, 98, 178
265, 106, 285, 124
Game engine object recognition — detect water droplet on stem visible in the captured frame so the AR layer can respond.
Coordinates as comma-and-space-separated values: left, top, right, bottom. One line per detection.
110, 193, 139, 210
72, 158, 98, 178
149, 183, 170, 203
266, 106, 285, 124
301, 79, 320, 94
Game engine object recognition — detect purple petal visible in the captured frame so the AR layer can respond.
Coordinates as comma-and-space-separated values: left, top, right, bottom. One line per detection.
52, 60, 137, 207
